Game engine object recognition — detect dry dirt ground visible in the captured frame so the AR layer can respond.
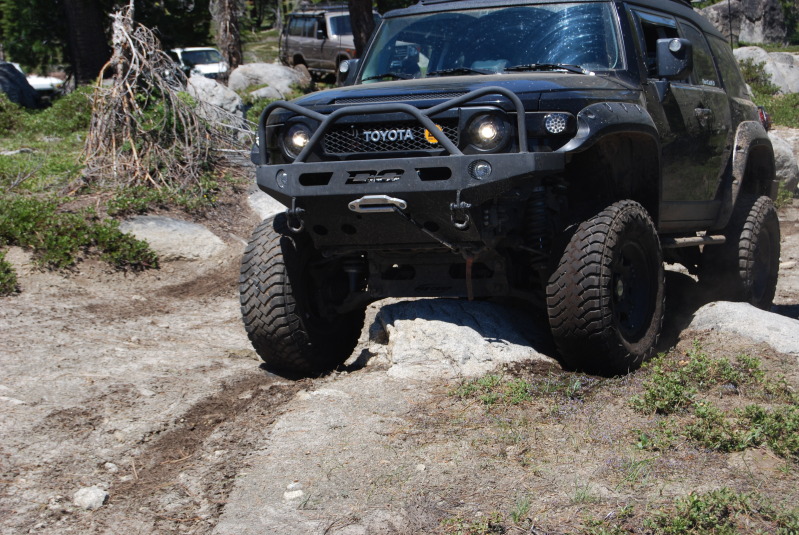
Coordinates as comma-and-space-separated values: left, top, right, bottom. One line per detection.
1, 197, 798, 534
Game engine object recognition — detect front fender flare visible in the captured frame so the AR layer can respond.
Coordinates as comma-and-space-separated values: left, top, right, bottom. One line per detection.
557, 101, 660, 154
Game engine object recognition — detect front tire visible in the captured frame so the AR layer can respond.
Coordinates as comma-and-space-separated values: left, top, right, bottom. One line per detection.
239, 213, 365, 376
546, 201, 665, 375
701, 195, 780, 309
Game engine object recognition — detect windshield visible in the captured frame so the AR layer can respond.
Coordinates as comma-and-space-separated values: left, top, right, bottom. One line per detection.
359, 3, 622, 82
182, 49, 223, 66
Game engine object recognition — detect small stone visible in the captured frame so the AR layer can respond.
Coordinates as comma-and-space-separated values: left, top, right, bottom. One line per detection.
286, 481, 303, 491
104, 462, 119, 473
73, 486, 108, 510
139, 388, 155, 397
283, 490, 305, 501
416, 464, 426, 472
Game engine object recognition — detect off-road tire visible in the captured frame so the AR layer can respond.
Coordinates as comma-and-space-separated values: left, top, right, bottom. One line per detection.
701, 195, 780, 309
239, 213, 365, 376
546, 200, 665, 375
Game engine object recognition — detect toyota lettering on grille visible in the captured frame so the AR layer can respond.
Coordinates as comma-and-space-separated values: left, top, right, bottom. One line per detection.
361, 128, 415, 142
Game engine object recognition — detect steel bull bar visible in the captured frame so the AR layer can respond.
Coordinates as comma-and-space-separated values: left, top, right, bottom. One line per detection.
255, 87, 565, 235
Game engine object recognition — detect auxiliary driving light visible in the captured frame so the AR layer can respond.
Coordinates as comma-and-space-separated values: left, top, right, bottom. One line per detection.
469, 160, 492, 180
544, 113, 569, 135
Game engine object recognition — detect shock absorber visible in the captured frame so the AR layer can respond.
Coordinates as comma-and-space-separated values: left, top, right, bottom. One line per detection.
524, 186, 550, 255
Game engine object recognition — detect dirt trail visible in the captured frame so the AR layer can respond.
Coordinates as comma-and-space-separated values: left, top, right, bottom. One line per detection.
0, 200, 797, 534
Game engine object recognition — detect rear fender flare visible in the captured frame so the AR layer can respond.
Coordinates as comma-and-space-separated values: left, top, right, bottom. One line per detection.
714, 121, 774, 230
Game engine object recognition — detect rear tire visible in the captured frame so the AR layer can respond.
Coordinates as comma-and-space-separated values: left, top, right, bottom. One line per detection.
546, 200, 665, 375
239, 213, 365, 376
701, 195, 780, 309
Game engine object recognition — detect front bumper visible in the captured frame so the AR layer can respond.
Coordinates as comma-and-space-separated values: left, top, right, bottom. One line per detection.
256, 151, 565, 251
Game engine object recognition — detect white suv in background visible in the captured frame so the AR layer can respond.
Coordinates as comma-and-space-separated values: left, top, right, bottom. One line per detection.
169, 47, 229, 79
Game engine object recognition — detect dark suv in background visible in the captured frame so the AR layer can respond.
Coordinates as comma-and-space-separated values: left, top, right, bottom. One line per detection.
243, 0, 780, 377
279, 5, 381, 79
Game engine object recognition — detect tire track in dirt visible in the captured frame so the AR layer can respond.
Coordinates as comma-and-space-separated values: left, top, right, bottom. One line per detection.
73, 371, 311, 534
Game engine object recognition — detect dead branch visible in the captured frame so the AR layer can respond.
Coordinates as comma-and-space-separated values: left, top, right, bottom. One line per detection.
82, 3, 245, 191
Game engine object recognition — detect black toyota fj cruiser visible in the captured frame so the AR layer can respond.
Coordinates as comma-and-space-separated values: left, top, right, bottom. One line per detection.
241, 0, 780, 376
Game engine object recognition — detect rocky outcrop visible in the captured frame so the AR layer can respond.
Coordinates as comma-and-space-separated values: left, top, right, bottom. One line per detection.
227, 63, 312, 98
770, 132, 799, 193
734, 46, 799, 94
119, 216, 227, 261
359, 299, 559, 380
689, 301, 799, 356
701, 0, 788, 45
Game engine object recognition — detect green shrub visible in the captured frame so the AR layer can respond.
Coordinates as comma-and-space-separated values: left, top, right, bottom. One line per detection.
0, 195, 159, 270
0, 250, 18, 296
0, 93, 26, 133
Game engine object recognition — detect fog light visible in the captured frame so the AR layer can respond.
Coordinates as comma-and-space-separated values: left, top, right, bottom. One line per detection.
469, 160, 492, 180
544, 113, 568, 134
276, 170, 288, 189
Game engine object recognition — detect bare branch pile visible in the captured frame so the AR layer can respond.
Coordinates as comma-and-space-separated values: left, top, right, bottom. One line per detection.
83, 4, 242, 190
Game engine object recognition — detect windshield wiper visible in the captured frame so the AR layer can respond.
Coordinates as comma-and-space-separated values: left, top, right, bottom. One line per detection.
427, 67, 493, 77
504, 63, 592, 75
361, 72, 416, 81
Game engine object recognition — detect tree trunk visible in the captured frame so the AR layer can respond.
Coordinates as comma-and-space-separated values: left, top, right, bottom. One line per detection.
211, 0, 243, 72
62, 0, 111, 84
348, 0, 375, 58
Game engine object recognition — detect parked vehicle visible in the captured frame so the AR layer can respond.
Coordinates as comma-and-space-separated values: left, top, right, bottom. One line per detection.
242, 0, 779, 377
279, 5, 380, 79
169, 47, 228, 79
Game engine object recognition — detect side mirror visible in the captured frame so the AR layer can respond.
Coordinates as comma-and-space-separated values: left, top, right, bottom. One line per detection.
316, 28, 327, 40
339, 58, 360, 86
656, 38, 693, 80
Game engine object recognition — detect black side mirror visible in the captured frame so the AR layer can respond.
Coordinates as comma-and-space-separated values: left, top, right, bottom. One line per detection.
316, 28, 327, 40
339, 58, 360, 86
656, 38, 693, 80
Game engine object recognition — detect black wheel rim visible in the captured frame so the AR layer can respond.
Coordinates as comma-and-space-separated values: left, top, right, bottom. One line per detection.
611, 240, 654, 341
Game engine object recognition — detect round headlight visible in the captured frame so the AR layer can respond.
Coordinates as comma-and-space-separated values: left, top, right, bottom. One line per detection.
282, 124, 312, 159
469, 115, 507, 151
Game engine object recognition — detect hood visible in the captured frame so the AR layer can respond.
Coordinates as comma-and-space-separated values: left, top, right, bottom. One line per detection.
294, 72, 638, 112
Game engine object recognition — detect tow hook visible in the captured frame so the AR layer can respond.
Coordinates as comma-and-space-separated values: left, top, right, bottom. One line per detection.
450, 191, 471, 230
287, 198, 305, 233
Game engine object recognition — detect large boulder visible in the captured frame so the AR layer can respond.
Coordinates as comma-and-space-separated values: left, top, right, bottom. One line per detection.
187, 74, 242, 114
734, 46, 799, 94
769, 132, 799, 194
700, 0, 787, 45
227, 63, 311, 97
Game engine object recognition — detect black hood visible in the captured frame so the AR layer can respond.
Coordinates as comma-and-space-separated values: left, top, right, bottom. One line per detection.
293, 72, 639, 113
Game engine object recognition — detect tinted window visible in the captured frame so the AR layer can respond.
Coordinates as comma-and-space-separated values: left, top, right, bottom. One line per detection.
678, 22, 720, 88
708, 35, 749, 98
288, 17, 303, 36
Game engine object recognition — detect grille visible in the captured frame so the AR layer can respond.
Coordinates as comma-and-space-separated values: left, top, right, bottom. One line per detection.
334, 92, 466, 104
324, 122, 460, 154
